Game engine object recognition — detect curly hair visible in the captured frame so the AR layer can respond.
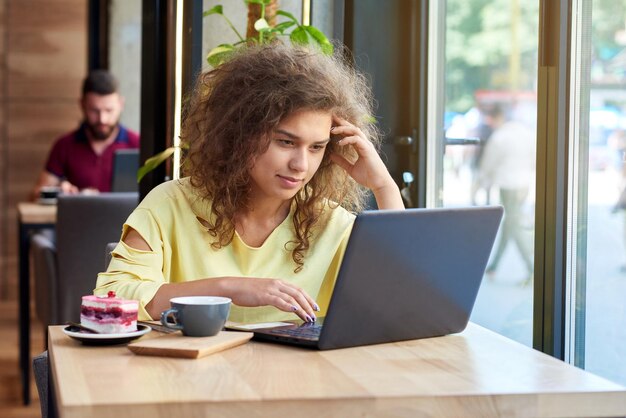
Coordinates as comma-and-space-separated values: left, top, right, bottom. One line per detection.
181, 42, 380, 271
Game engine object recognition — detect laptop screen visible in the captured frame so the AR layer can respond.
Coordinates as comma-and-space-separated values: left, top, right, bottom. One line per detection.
111, 149, 140, 192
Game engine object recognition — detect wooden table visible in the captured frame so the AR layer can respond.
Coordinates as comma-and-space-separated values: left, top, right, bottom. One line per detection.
48, 323, 626, 418
17, 202, 56, 405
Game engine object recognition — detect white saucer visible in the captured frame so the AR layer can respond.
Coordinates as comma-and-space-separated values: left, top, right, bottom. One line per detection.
63, 324, 151, 345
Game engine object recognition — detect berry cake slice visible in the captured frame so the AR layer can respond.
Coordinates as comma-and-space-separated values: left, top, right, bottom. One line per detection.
80, 291, 138, 333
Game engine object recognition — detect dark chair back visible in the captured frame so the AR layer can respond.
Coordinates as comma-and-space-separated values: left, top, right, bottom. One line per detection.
31, 230, 58, 327
33, 351, 56, 418
56, 193, 138, 323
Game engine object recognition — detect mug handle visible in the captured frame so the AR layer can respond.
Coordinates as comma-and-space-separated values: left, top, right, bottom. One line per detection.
160, 308, 183, 330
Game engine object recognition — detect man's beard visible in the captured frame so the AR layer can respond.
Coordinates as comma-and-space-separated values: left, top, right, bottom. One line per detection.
85, 120, 118, 141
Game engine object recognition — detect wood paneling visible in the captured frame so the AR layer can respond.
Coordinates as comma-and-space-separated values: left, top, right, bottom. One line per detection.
7, 101, 80, 200
8, 0, 85, 31
7, 1, 85, 99
7, 31, 86, 98
0, 1, 5, 59
0, 1, 85, 409
0, 0, 6, 300
0, 0, 87, 301
7, 101, 80, 139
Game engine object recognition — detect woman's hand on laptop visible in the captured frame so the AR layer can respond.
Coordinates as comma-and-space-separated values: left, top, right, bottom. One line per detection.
143, 272, 319, 322
222, 277, 319, 323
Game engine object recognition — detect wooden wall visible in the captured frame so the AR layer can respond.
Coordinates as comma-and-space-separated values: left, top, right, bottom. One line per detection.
0, 0, 87, 299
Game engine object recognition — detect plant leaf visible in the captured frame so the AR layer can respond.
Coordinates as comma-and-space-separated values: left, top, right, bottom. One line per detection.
276, 10, 299, 22
206, 44, 235, 67
272, 21, 296, 33
254, 18, 270, 31
137, 147, 176, 182
290, 26, 310, 46
303, 26, 334, 54
203, 5, 223, 16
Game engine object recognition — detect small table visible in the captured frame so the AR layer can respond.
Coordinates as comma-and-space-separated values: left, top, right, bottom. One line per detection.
17, 202, 56, 405
48, 323, 626, 417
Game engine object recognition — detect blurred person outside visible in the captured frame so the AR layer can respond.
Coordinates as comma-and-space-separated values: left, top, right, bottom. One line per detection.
609, 128, 626, 207
607, 126, 626, 272
479, 104, 535, 284
31, 69, 140, 200
467, 104, 497, 205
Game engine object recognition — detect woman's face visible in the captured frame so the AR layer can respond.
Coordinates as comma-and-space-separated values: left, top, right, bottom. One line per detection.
248, 109, 332, 204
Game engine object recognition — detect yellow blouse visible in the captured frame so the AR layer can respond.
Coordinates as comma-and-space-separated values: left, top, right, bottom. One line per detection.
95, 178, 355, 322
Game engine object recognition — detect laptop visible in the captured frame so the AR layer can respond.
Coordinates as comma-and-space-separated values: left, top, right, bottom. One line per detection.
229, 206, 503, 350
111, 149, 140, 192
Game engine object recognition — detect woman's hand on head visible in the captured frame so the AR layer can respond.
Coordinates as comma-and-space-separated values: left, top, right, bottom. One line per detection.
221, 277, 320, 323
329, 116, 405, 209
329, 117, 389, 190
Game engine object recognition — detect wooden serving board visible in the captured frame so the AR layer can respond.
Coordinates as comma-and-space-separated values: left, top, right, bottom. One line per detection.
128, 331, 253, 359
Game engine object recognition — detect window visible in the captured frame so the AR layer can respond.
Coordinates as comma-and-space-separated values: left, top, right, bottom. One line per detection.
428, 0, 540, 347
569, 0, 626, 385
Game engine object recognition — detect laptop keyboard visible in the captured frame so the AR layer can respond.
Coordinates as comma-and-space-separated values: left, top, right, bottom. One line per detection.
269, 324, 322, 339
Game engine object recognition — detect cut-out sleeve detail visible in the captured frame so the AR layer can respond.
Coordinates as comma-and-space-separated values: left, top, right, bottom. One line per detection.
95, 208, 166, 320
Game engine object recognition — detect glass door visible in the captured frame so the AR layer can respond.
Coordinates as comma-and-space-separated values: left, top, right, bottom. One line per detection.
569, 0, 626, 386
428, 0, 540, 346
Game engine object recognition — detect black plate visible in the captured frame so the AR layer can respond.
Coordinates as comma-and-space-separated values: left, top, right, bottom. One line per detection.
63, 324, 151, 346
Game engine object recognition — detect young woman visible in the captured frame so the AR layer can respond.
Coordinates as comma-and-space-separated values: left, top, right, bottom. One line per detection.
96, 43, 404, 324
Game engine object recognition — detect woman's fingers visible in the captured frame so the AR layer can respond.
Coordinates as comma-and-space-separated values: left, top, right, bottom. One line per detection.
277, 283, 318, 322
329, 152, 352, 172
331, 117, 368, 140
330, 119, 378, 161
332, 127, 369, 146
227, 277, 319, 322
266, 294, 305, 317
333, 115, 356, 129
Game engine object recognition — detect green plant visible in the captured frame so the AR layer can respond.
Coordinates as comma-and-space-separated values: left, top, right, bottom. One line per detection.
136, 143, 189, 183
137, 1, 333, 182
205, 1, 333, 67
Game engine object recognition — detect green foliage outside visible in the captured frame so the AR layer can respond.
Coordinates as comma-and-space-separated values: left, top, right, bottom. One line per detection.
591, 0, 626, 81
445, 0, 626, 114
445, 0, 539, 113
205, 1, 332, 68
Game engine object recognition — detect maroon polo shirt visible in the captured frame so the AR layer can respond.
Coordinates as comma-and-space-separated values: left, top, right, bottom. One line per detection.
44, 123, 140, 192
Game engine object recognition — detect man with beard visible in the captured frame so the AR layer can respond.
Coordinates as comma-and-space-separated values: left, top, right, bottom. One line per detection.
31, 69, 140, 200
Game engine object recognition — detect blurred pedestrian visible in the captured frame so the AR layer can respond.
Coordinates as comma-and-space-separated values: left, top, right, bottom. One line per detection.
479, 104, 535, 284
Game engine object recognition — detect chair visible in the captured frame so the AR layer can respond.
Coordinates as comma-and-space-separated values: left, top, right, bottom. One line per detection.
30, 192, 138, 327
56, 193, 139, 323
33, 351, 57, 418
31, 194, 137, 418
31, 229, 59, 329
